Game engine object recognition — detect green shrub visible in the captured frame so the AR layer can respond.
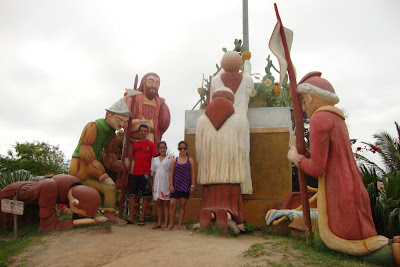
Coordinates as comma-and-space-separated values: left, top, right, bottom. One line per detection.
359, 122, 400, 238
0, 170, 40, 190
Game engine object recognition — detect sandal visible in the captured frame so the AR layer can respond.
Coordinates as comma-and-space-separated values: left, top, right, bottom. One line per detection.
138, 221, 145, 226
127, 220, 135, 225
178, 226, 187, 230
162, 227, 173, 231
152, 225, 162, 229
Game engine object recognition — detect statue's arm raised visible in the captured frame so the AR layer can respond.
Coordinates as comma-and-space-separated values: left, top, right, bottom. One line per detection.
79, 122, 107, 180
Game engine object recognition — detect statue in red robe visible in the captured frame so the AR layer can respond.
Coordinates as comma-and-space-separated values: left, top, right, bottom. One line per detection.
288, 72, 399, 265
116, 73, 170, 215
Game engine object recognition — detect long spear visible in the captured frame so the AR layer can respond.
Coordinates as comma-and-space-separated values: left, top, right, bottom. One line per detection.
118, 74, 139, 218
273, 3, 312, 241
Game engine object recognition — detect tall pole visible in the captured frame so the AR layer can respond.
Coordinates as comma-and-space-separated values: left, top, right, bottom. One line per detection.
274, 3, 312, 242
118, 75, 139, 218
242, 0, 249, 51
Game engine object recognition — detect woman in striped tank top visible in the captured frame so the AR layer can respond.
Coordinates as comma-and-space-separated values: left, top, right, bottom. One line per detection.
165, 141, 196, 230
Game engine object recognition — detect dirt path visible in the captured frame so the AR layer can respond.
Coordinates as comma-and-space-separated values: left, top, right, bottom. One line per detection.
10, 224, 270, 267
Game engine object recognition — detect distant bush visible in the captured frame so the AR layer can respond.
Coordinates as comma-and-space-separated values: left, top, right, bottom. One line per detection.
0, 141, 69, 176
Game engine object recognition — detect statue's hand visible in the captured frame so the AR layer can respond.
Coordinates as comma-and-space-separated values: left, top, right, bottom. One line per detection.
99, 173, 109, 182
93, 216, 109, 224
124, 158, 130, 168
103, 177, 115, 186
287, 147, 304, 167
112, 160, 123, 172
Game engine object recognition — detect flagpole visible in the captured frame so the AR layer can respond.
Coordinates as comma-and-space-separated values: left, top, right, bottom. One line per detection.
243, 0, 249, 51
273, 3, 312, 242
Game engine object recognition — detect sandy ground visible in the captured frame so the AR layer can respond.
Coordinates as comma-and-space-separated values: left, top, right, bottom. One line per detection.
9, 223, 276, 267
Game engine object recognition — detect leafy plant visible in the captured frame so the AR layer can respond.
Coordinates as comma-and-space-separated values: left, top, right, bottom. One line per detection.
244, 224, 259, 234
0, 170, 41, 190
356, 122, 400, 174
0, 251, 7, 267
249, 55, 292, 109
359, 122, 400, 237
285, 212, 295, 224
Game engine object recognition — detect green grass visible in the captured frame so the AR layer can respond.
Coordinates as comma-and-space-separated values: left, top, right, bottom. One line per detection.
0, 214, 112, 263
197, 227, 237, 237
242, 230, 379, 267
0, 224, 44, 262
189, 222, 261, 237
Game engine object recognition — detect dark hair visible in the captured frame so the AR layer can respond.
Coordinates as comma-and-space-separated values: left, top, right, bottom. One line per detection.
178, 141, 189, 156
158, 141, 167, 149
178, 141, 188, 147
139, 124, 149, 131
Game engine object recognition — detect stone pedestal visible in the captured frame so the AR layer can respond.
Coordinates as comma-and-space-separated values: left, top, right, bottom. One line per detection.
184, 107, 292, 226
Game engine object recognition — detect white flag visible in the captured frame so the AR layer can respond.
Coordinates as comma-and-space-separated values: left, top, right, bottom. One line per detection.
269, 22, 296, 87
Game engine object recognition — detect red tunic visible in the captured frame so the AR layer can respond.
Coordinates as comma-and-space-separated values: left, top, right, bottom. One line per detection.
126, 94, 170, 144
299, 108, 377, 240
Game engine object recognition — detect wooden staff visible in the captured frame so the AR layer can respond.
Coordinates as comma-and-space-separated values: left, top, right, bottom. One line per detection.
118, 74, 139, 218
274, 3, 312, 241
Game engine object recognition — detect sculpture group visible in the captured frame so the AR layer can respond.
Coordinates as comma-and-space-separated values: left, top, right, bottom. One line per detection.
1, 6, 399, 266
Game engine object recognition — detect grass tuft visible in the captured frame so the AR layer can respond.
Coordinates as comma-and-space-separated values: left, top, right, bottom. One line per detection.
0, 224, 43, 262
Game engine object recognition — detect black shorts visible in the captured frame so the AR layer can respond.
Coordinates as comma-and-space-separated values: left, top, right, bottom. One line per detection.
129, 174, 152, 198
170, 191, 190, 199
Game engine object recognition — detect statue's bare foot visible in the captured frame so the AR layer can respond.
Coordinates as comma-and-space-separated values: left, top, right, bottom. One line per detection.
394, 236, 400, 243
199, 208, 212, 230
93, 216, 109, 224
216, 208, 228, 230
104, 212, 127, 226
392, 243, 400, 266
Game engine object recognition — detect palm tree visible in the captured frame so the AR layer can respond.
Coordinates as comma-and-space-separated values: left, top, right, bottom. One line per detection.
355, 122, 400, 175
358, 122, 400, 237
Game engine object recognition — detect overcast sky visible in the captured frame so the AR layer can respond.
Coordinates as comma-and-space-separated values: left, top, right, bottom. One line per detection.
1, 0, 399, 166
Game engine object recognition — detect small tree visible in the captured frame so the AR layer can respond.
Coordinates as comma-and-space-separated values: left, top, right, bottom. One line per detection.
355, 122, 400, 175
357, 122, 400, 237
0, 141, 69, 176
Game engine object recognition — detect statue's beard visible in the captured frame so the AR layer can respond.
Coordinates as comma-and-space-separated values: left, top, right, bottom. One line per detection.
145, 87, 158, 100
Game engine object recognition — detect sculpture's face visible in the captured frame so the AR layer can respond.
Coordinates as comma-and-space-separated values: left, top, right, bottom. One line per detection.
301, 94, 332, 118
68, 190, 88, 217
106, 113, 130, 130
301, 94, 314, 118
144, 75, 160, 100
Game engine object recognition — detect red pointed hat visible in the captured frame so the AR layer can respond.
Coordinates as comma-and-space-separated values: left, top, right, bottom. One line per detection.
297, 72, 339, 104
